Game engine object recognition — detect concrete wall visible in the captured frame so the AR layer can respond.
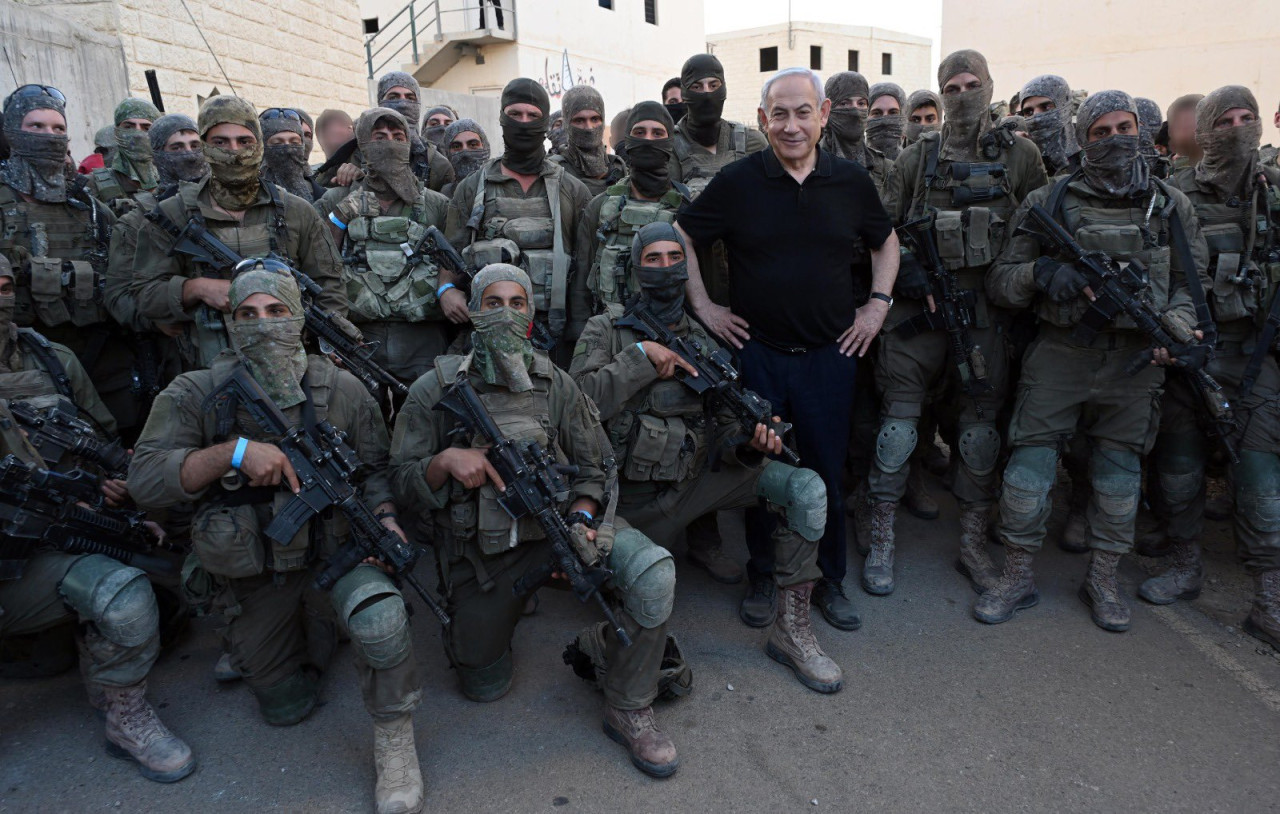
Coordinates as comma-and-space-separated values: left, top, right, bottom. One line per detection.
419, 85, 500, 151
0, 0, 129, 161
708, 22, 933, 127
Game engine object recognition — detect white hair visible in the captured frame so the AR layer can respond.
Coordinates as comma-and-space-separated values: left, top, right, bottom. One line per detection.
760, 67, 826, 110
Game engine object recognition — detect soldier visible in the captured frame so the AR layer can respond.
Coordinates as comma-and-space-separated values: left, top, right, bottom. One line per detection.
422, 105, 455, 150
130, 95, 346, 372
547, 108, 568, 157
661, 76, 686, 124
570, 222, 843, 693
1142, 86, 1280, 651
905, 89, 942, 146
440, 78, 593, 361
315, 107, 451, 390
82, 97, 161, 215
820, 72, 891, 195
550, 85, 626, 197
390, 264, 679, 777
373, 72, 455, 193
1167, 94, 1205, 171
442, 117, 489, 193
866, 50, 1047, 597
130, 265, 424, 812
867, 82, 907, 160
1136, 97, 1167, 178
1019, 74, 1080, 176
980, 91, 1210, 631
315, 108, 354, 164
76, 124, 114, 175
260, 108, 323, 203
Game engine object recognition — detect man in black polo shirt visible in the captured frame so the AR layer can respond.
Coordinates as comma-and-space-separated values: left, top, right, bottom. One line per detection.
677, 67, 899, 630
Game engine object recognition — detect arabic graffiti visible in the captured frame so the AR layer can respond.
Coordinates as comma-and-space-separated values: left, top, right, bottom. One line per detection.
538, 49, 597, 99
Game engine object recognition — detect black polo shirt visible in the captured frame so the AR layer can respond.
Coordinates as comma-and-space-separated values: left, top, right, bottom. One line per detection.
677, 146, 893, 348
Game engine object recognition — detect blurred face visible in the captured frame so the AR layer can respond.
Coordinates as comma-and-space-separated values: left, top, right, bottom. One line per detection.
503, 102, 542, 123
629, 120, 668, 140
1168, 108, 1199, 152
371, 123, 408, 142
639, 240, 684, 267
20, 109, 66, 135
233, 292, 291, 320
381, 85, 417, 102
688, 77, 722, 93
1087, 110, 1137, 142
164, 129, 200, 152
569, 109, 603, 129
206, 123, 257, 151
119, 117, 152, 131
942, 72, 982, 95
480, 280, 529, 313
266, 131, 302, 147
869, 96, 900, 117
426, 111, 453, 128
663, 86, 683, 105
1019, 95, 1054, 117
449, 130, 484, 152
910, 104, 939, 125
758, 74, 830, 164
1213, 107, 1257, 130
833, 95, 868, 111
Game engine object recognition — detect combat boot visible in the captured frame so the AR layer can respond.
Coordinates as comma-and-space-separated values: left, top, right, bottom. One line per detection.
1138, 540, 1204, 605
603, 705, 678, 777
862, 501, 896, 595
373, 713, 424, 814
739, 564, 778, 628
1079, 550, 1131, 632
1243, 570, 1280, 652
766, 581, 843, 693
1057, 511, 1089, 553
973, 546, 1039, 624
903, 466, 940, 520
955, 506, 1000, 594
103, 681, 196, 783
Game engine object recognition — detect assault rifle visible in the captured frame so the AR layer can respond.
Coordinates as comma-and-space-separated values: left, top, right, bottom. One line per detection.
895, 215, 993, 418
434, 374, 632, 647
144, 209, 408, 398
401, 224, 469, 281
0, 454, 175, 581
1022, 204, 1240, 463
615, 299, 801, 466
209, 368, 450, 625
9, 398, 130, 478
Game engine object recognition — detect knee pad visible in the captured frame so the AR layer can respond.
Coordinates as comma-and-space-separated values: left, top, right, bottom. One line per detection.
1154, 432, 1205, 509
1000, 446, 1058, 527
59, 555, 158, 649
1235, 450, 1280, 533
957, 423, 1002, 477
1091, 447, 1142, 524
331, 565, 411, 671
874, 418, 919, 475
455, 649, 513, 703
755, 462, 828, 542
607, 529, 675, 629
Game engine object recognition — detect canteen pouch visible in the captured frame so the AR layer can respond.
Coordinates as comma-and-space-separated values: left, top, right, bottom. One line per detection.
1201, 221, 1255, 323
191, 502, 265, 579
621, 414, 692, 483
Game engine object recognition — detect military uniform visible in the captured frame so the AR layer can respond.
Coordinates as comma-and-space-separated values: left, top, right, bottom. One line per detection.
551, 151, 627, 198
0, 326, 117, 434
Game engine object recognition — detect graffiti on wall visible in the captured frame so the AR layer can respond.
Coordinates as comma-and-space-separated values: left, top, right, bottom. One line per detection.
537, 50, 596, 98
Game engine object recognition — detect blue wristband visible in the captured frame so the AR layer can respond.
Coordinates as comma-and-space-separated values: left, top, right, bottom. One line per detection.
231, 437, 249, 469
328, 212, 347, 230
578, 509, 593, 522
636, 342, 646, 357
437, 282, 456, 298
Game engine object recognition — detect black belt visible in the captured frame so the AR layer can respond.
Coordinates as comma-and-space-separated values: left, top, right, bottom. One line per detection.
752, 333, 809, 354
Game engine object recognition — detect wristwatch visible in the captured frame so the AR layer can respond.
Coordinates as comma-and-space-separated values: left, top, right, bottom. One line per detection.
870, 292, 894, 307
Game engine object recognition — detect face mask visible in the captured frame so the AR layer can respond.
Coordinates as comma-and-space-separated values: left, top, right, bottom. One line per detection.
450, 148, 490, 181
664, 102, 688, 124
683, 86, 727, 146
1024, 109, 1077, 174
470, 305, 534, 392
1195, 120, 1263, 198
3, 129, 70, 203
548, 122, 568, 155
227, 315, 308, 408
1081, 134, 1150, 198
940, 86, 992, 161
424, 123, 448, 149
113, 128, 159, 188
866, 114, 906, 159
363, 139, 418, 203
623, 137, 673, 199
381, 99, 421, 137
822, 107, 866, 160
204, 142, 263, 210
154, 148, 208, 184
904, 121, 940, 145
499, 114, 548, 175
263, 143, 313, 200
566, 123, 608, 177
635, 261, 688, 325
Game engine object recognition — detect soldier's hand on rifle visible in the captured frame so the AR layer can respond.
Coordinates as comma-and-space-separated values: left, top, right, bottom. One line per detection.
749, 417, 785, 455
238, 441, 301, 493
1032, 257, 1094, 303
334, 163, 364, 187
432, 447, 507, 491
641, 341, 698, 380
182, 277, 232, 311
440, 287, 471, 324
100, 478, 130, 507
1153, 329, 1206, 368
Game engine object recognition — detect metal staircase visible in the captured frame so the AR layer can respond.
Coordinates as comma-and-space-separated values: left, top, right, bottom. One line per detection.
364, 0, 517, 89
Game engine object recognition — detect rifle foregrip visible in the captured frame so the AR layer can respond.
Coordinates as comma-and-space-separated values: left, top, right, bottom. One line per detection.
315, 541, 369, 592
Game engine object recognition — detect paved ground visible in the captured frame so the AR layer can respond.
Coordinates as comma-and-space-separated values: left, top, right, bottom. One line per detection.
2, 473, 1279, 813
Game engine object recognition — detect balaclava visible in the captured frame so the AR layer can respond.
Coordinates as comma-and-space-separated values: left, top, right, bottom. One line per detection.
468, 263, 536, 392
443, 118, 490, 183
937, 49, 994, 162
623, 101, 675, 200
822, 72, 870, 163
867, 82, 907, 159
547, 109, 567, 156
1019, 74, 1079, 174
227, 264, 307, 408
376, 72, 422, 138
2, 87, 70, 203
1076, 90, 1150, 198
632, 221, 688, 325
149, 113, 207, 185
110, 97, 160, 189
561, 85, 609, 178
499, 78, 551, 175
1135, 97, 1163, 160
904, 89, 942, 145
609, 108, 631, 153
198, 95, 264, 211
294, 108, 314, 158
260, 112, 313, 201
423, 104, 454, 149
1194, 85, 1263, 200
680, 54, 727, 147
355, 107, 418, 204
662, 77, 687, 126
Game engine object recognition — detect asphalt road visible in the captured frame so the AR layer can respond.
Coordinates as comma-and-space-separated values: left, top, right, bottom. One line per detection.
3, 473, 1279, 813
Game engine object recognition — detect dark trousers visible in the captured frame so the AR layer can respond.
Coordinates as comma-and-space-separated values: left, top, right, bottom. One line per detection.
739, 340, 857, 582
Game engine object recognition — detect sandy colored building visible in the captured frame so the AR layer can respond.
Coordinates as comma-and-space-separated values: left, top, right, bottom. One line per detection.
706, 22, 933, 127
943, 0, 1280, 124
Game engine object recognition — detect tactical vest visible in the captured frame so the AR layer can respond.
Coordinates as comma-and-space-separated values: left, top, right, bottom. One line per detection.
673, 121, 749, 198
87, 168, 156, 219
339, 189, 442, 324
462, 162, 571, 341
0, 185, 109, 330
588, 183, 687, 311
0, 329, 76, 409
605, 320, 711, 484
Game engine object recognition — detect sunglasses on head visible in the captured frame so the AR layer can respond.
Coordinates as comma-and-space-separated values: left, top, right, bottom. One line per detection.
3, 84, 66, 110
260, 108, 302, 122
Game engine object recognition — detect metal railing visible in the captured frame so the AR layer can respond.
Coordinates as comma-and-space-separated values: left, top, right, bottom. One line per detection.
364, 0, 518, 79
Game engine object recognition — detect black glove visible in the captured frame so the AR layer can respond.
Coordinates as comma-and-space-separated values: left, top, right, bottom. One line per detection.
1168, 342, 1212, 372
1032, 256, 1090, 303
894, 250, 931, 300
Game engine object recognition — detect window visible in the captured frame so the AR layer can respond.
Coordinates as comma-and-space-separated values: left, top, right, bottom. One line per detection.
847, 50, 859, 72
362, 17, 379, 35
882, 52, 892, 75
599, 0, 612, 8
760, 46, 778, 72
644, 0, 657, 24
809, 45, 822, 70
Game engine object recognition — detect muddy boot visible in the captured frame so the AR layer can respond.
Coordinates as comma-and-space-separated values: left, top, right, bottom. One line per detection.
213, 651, 241, 683
903, 466, 940, 520
1057, 511, 1089, 553
955, 506, 1000, 594
862, 502, 896, 595
603, 705, 678, 777
373, 713, 424, 814
1243, 571, 1280, 653
973, 546, 1039, 625
103, 681, 196, 783
1138, 540, 1204, 605
1079, 551, 1131, 632
766, 581, 843, 693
